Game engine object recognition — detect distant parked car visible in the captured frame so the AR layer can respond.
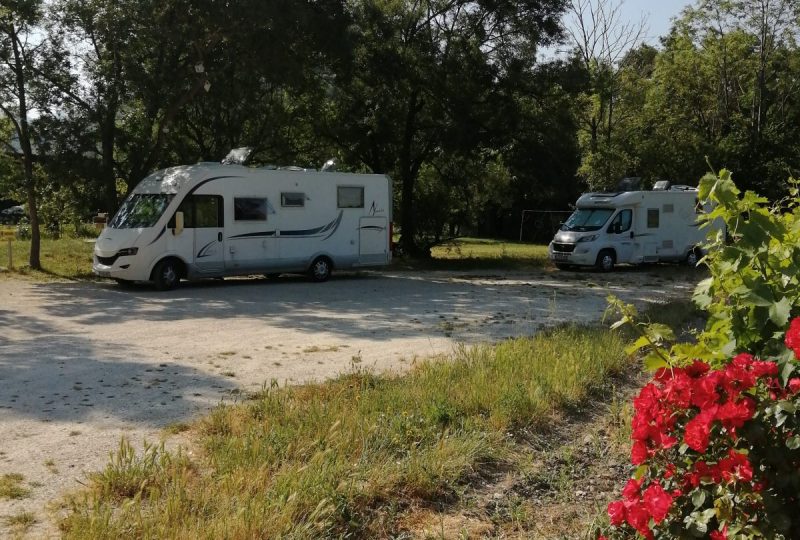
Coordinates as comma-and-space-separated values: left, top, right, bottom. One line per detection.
0, 206, 25, 225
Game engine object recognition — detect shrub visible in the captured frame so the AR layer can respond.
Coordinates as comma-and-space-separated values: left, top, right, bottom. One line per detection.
602, 171, 800, 539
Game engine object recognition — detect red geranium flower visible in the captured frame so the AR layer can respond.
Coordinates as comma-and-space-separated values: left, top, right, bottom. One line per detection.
643, 482, 674, 523
785, 317, 800, 358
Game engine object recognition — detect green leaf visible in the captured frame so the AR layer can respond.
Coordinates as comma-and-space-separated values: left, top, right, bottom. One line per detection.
787, 436, 800, 450
643, 353, 670, 372
691, 489, 706, 508
769, 297, 793, 327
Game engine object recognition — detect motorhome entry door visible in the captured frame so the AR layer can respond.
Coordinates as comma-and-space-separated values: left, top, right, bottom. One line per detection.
359, 217, 388, 264
192, 195, 225, 274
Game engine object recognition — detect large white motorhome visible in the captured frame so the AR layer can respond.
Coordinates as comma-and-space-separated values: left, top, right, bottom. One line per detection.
549, 182, 721, 271
93, 159, 392, 289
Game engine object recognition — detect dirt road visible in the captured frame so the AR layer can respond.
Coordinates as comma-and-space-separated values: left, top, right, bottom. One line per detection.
0, 268, 699, 537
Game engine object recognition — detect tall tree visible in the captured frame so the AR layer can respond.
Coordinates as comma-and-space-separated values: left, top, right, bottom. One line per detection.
0, 0, 43, 269
566, 0, 646, 189
327, 0, 566, 254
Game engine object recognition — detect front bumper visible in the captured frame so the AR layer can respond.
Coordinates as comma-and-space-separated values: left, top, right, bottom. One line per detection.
92, 256, 138, 280
548, 244, 597, 266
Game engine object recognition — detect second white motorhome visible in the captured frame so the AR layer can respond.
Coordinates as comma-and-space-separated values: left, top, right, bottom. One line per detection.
549, 182, 720, 271
93, 159, 392, 289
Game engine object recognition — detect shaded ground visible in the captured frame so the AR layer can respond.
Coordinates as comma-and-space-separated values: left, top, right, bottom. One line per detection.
0, 266, 700, 537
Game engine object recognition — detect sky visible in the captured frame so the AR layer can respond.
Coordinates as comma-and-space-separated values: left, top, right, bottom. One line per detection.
622, 0, 694, 45
540, 0, 694, 61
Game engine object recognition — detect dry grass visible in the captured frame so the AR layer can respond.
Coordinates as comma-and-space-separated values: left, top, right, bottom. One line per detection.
60, 325, 629, 538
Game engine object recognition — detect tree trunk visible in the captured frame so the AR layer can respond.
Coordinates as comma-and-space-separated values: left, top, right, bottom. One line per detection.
399, 89, 421, 256
8, 21, 40, 269
100, 110, 118, 214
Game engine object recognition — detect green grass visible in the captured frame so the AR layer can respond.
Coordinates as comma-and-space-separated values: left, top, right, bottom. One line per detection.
0, 473, 30, 500
401, 237, 550, 270
60, 325, 629, 539
0, 235, 95, 280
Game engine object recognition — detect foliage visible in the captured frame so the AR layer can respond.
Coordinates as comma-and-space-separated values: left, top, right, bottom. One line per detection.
603, 170, 800, 538
61, 326, 628, 538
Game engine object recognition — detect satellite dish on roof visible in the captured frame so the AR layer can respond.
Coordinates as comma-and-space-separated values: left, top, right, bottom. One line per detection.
222, 147, 253, 165
321, 158, 337, 172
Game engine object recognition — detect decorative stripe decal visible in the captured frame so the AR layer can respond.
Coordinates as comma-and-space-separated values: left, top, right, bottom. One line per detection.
229, 230, 277, 239
197, 240, 217, 258
322, 211, 343, 240
228, 212, 344, 241
148, 226, 167, 246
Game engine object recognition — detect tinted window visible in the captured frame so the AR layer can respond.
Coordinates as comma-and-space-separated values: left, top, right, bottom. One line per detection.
647, 208, 660, 228
170, 195, 222, 228
235, 198, 267, 221
337, 186, 364, 208
607, 209, 632, 233
281, 192, 305, 207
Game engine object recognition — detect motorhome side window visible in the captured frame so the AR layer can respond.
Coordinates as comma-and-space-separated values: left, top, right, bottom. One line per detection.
337, 186, 364, 208
234, 198, 268, 221
281, 192, 305, 207
608, 209, 632, 233
169, 195, 222, 228
647, 208, 660, 228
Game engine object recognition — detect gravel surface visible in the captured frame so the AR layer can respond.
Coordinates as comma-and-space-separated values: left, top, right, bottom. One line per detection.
0, 267, 700, 537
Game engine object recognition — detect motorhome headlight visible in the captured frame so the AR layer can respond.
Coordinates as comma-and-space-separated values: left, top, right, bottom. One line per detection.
577, 235, 598, 243
117, 247, 139, 257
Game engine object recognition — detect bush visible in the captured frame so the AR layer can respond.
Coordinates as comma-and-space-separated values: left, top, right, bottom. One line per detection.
601, 170, 800, 539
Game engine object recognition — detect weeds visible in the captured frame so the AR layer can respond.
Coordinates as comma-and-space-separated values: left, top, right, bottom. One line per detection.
0, 473, 30, 500
61, 325, 628, 538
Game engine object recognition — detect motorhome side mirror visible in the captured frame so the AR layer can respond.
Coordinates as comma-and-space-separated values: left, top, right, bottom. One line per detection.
173, 211, 184, 236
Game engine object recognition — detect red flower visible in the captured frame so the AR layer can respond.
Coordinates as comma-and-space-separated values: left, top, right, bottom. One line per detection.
717, 397, 756, 429
684, 407, 718, 452
622, 477, 644, 501
643, 482, 673, 523
789, 378, 800, 394
607, 500, 625, 526
710, 524, 729, 540
786, 317, 800, 358
718, 450, 753, 483
685, 359, 711, 378
625, 501, 653, 539
691, 373, 722, 409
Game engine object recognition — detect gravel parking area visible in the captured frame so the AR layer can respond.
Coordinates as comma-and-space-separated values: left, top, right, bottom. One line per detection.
0, 267, 700, 537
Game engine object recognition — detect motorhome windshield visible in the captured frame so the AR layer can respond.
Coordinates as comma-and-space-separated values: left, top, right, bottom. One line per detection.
108, 194, 174, 229
561, 208, 614, 232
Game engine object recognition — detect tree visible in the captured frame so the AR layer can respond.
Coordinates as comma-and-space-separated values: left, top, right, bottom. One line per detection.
565, 0, 647, 190
326, 0, 566, 254
0, 0, 43, 269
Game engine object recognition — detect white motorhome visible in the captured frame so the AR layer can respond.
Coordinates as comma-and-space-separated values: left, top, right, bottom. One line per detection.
548, 182, 719, 271
93, 160, 392, 289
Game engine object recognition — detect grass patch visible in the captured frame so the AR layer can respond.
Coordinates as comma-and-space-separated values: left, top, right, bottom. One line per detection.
0, 237, 95, 280
60, 325, 628, 538
398, 237, 550, 270
0, 473, 30, 500
5, 511, 36, 530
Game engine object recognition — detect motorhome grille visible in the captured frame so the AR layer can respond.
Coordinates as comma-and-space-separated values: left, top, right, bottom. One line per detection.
96, 254, 119, 266
552, 243, 575, 253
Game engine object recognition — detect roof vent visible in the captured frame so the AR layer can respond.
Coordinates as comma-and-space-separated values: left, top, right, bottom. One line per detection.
653, 180, 671, 191
617, 177, 642, 191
